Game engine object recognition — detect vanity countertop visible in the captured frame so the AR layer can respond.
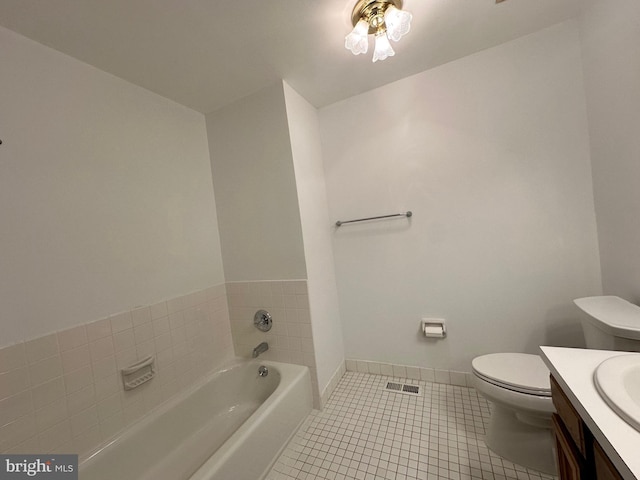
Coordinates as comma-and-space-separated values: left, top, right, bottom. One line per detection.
540, 346, 640, 480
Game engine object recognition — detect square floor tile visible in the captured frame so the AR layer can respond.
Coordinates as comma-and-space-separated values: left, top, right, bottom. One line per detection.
266, 371, 556, 480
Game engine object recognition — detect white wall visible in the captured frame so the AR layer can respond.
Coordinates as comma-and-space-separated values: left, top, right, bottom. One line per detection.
0, 27, 225, 347
283, 82, 345, 397
579, 0, 640, 303
206, 83, 307, 282
319, 21, 602, 372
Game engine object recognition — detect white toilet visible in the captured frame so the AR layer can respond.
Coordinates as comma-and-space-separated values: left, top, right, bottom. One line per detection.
472, 295, 640, 475
471, 353, 556, 474
574, 295, 640, 352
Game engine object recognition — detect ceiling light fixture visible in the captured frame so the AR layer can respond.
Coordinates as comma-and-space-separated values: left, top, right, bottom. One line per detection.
345, 0, 412, 63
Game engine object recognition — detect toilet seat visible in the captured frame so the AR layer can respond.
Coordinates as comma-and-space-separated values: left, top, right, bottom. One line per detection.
472, 353, 551, 397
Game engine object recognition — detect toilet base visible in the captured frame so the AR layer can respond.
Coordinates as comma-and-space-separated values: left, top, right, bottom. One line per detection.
485, 404, 557, 475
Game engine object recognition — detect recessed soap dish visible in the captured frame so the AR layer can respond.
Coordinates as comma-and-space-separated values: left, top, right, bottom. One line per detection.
121, 355, 155, 390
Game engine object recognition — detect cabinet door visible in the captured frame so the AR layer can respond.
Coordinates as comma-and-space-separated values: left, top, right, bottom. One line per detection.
551, 375, 588, 456
552, 414, 587, 480
594, 441, 623, 480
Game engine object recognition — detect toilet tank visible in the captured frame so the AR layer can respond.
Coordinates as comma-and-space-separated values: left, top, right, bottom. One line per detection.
574, 296, 640, 351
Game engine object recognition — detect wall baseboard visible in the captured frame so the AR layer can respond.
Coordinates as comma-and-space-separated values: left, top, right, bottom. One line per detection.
344, 358, 474, 388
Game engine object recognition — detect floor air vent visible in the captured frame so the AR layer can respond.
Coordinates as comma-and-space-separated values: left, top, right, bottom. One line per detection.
384, 381, 422, 396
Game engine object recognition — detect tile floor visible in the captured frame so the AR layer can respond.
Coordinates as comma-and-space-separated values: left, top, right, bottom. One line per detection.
266, 371, 556, 480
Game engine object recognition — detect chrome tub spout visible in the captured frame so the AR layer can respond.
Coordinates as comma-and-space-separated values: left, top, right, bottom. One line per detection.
252, 342, 269, 358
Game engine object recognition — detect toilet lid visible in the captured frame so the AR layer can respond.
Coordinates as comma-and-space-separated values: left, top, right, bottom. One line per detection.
472, 353, 551, 396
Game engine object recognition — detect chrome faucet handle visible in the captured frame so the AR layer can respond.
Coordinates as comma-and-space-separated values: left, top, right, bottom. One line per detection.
254, 310, 273, 332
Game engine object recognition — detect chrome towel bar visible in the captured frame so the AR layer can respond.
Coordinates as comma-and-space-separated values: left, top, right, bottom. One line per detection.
335, 211, 412, 227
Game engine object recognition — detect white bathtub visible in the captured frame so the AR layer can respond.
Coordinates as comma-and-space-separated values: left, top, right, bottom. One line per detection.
80, 360, 312, 480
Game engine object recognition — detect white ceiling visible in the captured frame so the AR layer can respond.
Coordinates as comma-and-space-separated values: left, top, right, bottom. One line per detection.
0, 0, 585, 113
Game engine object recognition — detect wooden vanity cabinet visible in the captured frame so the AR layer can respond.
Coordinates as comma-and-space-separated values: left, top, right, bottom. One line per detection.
551, 375, 624, 480
593, 442, 626, 480
552, 413, 587, 480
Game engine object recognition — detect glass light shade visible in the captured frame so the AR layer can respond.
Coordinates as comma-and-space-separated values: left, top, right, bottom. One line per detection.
384, 5, 412, 42
372, 31, 395, 62
345, 19, 370, 55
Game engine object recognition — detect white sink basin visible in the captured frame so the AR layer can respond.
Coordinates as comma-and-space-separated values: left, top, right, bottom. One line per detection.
594, 354, 640, 432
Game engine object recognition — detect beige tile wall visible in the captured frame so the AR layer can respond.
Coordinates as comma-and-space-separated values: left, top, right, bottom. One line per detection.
0, 284, 233, 458
226, 280, 321, 406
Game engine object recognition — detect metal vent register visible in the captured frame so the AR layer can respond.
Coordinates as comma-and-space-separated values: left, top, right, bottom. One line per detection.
384, 381, 422, 396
